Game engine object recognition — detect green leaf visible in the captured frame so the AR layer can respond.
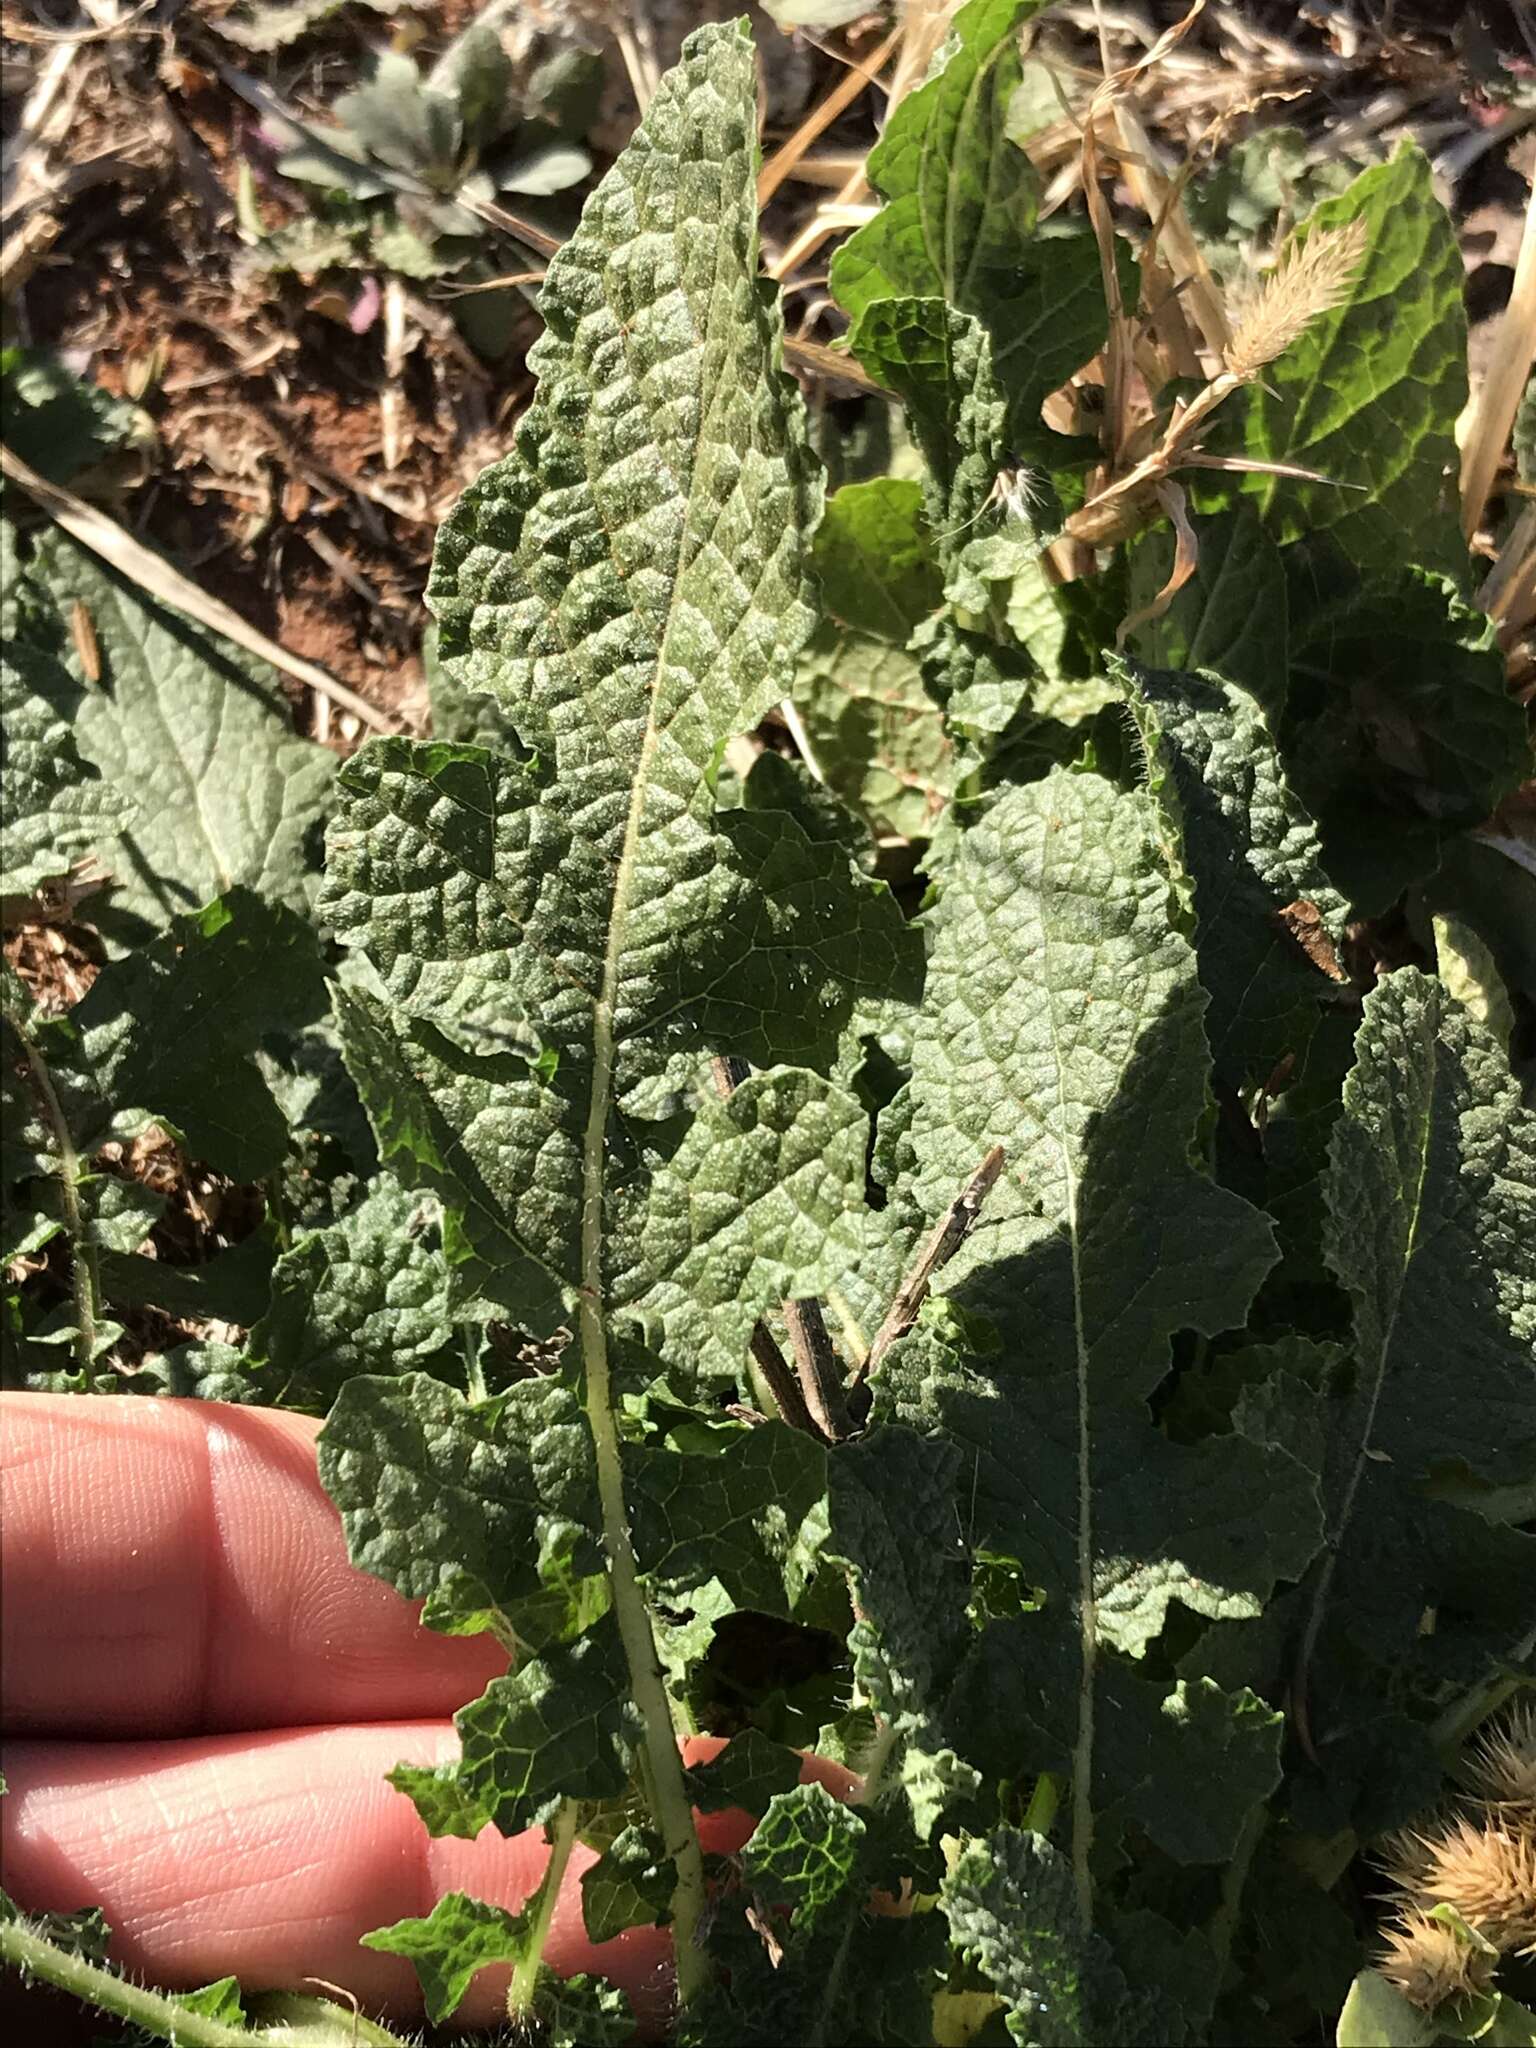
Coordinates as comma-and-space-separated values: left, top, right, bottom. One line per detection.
73, 889, 327, 1178
0, 346, 145, 486
814, 478, 943, 641
318, 1369, 597, 1627
1, 640, 128, 892
1129, 504, 1288, 722
611, 1066, 871, 1387
580, 1823, 671, 1943
21, 535, 334, 941
942, 1829, 1112, 2048
1334, 1971, 1437, 2048
831, 0, 1106, 428
447, 1621, 633, 1836
1286, 558, 1529, 901
1122, 655, 1348, 1099
738, 1782, 865, 1929
1296, 971, 1536, 1770
361, 1891, 525, 2024
879, 767, 1318, 1892
684, 1729, 804, 1816
792, 625, 952, 841
628, 1420, 827, 1620
251, 1176, 455, 1404
828, 1427, 969, 1718
1234, 145, 1467, 573
1104, 620, 1378, 1301
792, 477, 952, 839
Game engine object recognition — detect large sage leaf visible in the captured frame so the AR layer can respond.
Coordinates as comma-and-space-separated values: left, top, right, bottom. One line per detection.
878, 766, 1321, 1907
321, 22, 915, 1341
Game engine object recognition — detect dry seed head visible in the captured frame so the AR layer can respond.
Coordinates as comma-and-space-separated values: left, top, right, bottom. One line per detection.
1384, 1814, 1536, 1958
1376, 1908, 1498, 2011
1467, 1700, 1536, 1817
1226, 217, 1369, 378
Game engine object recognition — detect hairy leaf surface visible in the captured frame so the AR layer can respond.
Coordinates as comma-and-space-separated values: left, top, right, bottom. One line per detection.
878, 766, 1318, 1900
22, 535, 335, 939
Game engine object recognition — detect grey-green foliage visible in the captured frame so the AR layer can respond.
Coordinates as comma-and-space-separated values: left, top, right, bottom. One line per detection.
249, 1174, 455, 1405
16, 535, 335, 942
879, 766, 1316, 1883
1290, 970, 1536, 1822
320, 20, 916, 1346
0, 637, 127, 894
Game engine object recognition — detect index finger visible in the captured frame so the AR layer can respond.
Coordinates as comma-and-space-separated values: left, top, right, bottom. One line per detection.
0, 1394, 506, 1737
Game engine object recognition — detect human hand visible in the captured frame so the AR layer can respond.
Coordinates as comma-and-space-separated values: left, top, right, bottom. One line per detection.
0, 1394, 849, 2032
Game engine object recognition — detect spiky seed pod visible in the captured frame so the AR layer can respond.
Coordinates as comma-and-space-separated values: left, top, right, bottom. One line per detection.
1467, 1701, 1536, 1823
1383, 1814, 1536, 1958
1377, 1908, 1499, 2011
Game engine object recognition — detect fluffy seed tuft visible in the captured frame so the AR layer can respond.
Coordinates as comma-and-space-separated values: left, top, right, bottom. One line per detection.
1467, 1701, 1536, 1819
1384, 1815, 1536, 1957
1376, 1908, 1498, 2011
1226, 217, 1369, 378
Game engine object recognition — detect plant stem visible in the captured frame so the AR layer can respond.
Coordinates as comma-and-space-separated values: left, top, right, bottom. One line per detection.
782, 1296, 852, 1442
18, 1025, 100, 1384
507, 1803, 580, 2020
579, 739, 708, 2003
0, 1914, 360, 2048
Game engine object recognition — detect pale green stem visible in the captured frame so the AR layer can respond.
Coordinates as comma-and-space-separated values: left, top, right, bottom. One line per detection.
508, 1803, 580, 2019
579, 780, 708, 1998
0, 1915, 419, 2047
19, 1028, 99, 1383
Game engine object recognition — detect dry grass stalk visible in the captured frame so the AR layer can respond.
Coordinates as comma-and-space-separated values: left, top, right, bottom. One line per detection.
0, 443, 396, 734
1226, 217, 1370, 377
1377, 1909, 1498, 2012
758, 22, 903, 207
1460, 177, 1536, 544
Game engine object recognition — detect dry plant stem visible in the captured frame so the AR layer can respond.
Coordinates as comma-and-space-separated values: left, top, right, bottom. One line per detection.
757, 23, 902, 207
782, 1297, 853, 1442
0, 444, 395, 734
1460, 176, 1536, 543
507, 1804, 580, 2018
1113, 94, 1230, 362
750, 1321, 821, 1437
859, 1145, 1007, 1385
17, 1024, 100, 1384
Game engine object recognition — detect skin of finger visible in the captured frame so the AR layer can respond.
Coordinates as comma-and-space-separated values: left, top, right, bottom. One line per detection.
0, 1395, 504, 1736
0, 1722, 670, 2025
0, 1728, 860, 2026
